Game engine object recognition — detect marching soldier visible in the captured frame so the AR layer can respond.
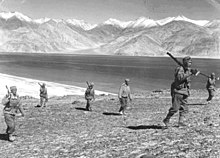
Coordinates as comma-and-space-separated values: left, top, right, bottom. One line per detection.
206, 72, 219, 104
38, 83, 48, 107
163, 56, 199, 128
118, 79, 132, 115
2, 86, 25, 142
85, 82, 95, 111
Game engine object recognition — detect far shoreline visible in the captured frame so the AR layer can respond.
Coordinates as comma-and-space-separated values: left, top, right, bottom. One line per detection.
0, 51, 220, 60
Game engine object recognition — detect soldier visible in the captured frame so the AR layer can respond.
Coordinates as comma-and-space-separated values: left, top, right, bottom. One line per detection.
2, 86, 25, 142
38, 83, 48, 107
85, 82, 95, 111
163, 56, 199, 128
118, 79, 132, 115
206, 72, 219, 104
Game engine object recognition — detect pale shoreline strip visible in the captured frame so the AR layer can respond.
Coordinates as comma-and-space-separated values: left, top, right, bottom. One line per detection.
0, 73, 116, 99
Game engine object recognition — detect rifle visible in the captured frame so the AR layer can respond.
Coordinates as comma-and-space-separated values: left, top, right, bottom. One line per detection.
38, 82, 42, 87
166, 52, 200, 76
5, 85, 11, 98
86, 81, 90, 87
196, 72, 219, 80
167, 52, 184, 67
167, 52, 219, 80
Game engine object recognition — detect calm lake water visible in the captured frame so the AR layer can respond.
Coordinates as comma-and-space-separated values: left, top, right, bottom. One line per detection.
0, 53, 219, 93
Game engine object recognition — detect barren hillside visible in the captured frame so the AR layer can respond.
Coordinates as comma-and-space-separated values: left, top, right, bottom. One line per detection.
0, 89, 220, 157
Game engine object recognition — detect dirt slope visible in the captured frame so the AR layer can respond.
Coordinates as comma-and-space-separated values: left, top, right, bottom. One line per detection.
0, 89, 220, 158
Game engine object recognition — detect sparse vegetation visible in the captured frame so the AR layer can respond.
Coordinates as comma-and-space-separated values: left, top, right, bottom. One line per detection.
1, 89, 220, 157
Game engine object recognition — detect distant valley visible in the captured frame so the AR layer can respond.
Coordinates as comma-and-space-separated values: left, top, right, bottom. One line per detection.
0, 12, 220, 57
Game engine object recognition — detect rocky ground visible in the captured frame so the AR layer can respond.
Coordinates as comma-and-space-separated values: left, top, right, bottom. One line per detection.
0, 89, 220, 158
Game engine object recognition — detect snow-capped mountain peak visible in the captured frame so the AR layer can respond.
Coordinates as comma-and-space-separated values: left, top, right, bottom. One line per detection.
156, 17, 175, 26
102, 16, 209, 29
103, 17, 158, 28
156, 15, 209, 26
0, 11, 32, 22
174, 15, 209, 26
130, 17, 157, 28
66, 19, 97, 30
103, 18, 133, 28
0, 11, 211, 30
34, 17, 51, 24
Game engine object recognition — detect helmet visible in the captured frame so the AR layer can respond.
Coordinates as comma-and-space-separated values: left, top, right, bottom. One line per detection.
182, 56, 192, 63
211, 73, 215, 77
10, 86, 17, 91
89, 82, 94, 87
125, 78, 130, 82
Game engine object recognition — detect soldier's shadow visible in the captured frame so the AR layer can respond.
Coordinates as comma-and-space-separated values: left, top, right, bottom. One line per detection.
75, 107, 88, 111
187, 103, 207, 106
127, 125, 164, 130
0, 133, 8, 141
102, 112, 122, 116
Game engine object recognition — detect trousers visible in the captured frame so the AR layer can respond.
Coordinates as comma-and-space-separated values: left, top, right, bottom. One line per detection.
40, 97, 48, 107
119, 97, 128, 113
4, 113, 15, 134
164, 93, 189, 122
207, 89, 214, 101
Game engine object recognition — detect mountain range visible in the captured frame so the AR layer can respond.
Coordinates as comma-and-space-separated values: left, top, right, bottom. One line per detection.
0, 11, 219, 57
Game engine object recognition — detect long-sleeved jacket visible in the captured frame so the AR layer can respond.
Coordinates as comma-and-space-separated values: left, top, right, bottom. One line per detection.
171, 66, 192, 96
206, 78, 216, 90
118, 83, 131, 99
40, 87, 48, 98
85, 87, 95, 100
2, 93, 23, 115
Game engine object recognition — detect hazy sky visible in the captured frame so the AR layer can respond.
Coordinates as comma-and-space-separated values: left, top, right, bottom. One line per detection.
0, 0, 220, 23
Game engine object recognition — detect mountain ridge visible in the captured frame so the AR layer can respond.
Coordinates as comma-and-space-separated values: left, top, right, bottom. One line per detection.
0, 12, 211, 29
0, 11, 219, 57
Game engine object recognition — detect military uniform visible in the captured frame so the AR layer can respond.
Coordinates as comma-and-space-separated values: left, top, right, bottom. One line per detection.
206, 73, 218, 103
85, 83, 95, 111
2, 86, 24, 141
118, 79, 132, 115
163, 56, 198, 127
39, 83, 48, 107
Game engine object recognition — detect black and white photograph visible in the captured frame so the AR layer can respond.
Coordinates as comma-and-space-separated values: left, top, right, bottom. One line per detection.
0, 0, 220, 157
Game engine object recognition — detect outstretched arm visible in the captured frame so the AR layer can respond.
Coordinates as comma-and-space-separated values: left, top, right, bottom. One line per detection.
38, 82, 43, 87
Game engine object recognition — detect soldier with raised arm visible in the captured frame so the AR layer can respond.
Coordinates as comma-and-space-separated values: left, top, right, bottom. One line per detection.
2, 86, 25, 142
85, 82, 95, 111
38, 83, 48, 107
118, 78, 132, 115
163, 56, 199, 128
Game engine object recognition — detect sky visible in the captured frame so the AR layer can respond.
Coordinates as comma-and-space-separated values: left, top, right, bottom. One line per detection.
0, 0, 220, 24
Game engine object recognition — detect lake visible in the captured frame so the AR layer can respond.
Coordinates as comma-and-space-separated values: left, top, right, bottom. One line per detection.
0, 53, 219, 94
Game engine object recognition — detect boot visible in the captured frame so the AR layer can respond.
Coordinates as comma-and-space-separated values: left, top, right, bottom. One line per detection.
86, 103, 90, 111
8, 134, 16, 142
178, 115, 187, 127
119, 106, 123, 115
163, 118, 170, 128
163, 111, 175, 128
